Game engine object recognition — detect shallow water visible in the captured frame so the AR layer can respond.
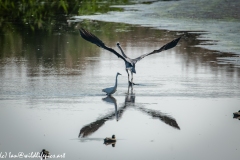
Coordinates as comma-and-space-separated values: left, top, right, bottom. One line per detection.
1, 1, 240, 159
1, 22, 240, 159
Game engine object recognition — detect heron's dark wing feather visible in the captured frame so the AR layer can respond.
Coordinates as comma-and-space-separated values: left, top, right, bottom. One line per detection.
79, 28, 126, 62
137, 107, 180, 130
79, 104, 128, 138
132, 37, 181, 63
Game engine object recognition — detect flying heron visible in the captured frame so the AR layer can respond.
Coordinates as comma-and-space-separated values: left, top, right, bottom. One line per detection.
102, 72, 121, 95
79, 28, 181, 85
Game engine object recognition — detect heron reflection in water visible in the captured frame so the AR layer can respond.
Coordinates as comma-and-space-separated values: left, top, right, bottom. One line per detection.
78, 85, 180, 138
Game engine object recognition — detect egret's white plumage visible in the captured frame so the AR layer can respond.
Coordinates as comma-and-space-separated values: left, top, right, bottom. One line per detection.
102, 72, 121, 95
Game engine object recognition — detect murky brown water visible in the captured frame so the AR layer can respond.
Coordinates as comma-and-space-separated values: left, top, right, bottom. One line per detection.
1, 17, 240, 160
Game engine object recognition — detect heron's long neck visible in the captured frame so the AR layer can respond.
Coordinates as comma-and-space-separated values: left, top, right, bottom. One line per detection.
118, 45, 127, 58
114, 74, 118, 88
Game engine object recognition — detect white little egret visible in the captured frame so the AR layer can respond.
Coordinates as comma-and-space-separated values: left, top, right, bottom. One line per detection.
79, 28, 181, 84
102, 72, 121, 95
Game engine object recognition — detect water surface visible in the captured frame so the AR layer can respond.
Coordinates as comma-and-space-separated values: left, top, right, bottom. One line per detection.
0, 1, 240, 160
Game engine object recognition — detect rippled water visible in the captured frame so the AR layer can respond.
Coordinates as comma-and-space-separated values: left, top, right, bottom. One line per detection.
1, 3, 240, 160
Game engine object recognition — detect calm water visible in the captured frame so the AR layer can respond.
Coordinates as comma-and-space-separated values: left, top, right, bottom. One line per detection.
1, 2, 240, 160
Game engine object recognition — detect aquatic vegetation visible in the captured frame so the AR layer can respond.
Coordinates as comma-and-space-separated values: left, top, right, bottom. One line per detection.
0, 0, 129, 31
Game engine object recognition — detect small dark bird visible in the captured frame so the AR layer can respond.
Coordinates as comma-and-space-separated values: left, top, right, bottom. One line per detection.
40, 149, 49, 159
104, 135, 116, 147
233, 110, 240, 119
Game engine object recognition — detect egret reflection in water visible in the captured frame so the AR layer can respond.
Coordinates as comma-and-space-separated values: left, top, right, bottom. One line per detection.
102, 96, 119, 121
78, 86, 180, 138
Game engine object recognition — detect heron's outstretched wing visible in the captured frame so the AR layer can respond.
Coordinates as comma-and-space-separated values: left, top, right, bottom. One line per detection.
132, 37, 181, 63
79, 105, 127, 138
137, 107, 180, 130
79, 28, 127, 62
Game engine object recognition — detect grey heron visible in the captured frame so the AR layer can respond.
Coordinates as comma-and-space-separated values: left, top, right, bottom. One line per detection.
102, 72, 121, 95
79, 28, 181, 85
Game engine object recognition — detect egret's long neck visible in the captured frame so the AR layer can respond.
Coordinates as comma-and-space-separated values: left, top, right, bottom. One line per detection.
117, 45, 127, 58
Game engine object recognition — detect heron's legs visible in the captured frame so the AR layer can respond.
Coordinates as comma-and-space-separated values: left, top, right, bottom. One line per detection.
126, 69, 130, 83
